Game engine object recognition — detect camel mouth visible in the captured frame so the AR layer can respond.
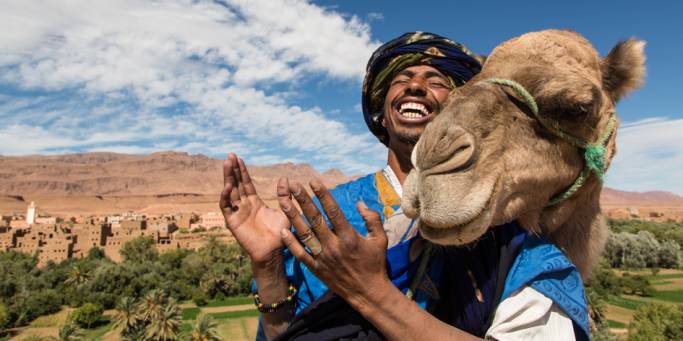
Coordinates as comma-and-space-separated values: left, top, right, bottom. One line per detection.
418, 208, 492, 246
417, 176, 499, 246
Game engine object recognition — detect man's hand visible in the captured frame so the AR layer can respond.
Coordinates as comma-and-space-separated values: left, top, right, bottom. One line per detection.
220, 154, 294, 339
219, 153, 289, 267
277, 177, 391, 306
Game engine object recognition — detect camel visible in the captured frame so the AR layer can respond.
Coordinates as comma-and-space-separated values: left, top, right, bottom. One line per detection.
402, 29, 646, 277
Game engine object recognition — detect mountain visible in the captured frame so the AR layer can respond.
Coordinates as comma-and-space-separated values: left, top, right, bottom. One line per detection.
0, 152, 352, 215
1, 152, 681, 216
600, 187, 683, 208
0, 152, 351, 197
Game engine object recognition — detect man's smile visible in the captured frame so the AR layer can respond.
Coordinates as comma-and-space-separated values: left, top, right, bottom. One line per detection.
393, 98, 436, 124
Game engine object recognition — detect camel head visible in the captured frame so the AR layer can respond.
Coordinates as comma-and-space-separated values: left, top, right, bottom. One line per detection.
402, 30, 645, 276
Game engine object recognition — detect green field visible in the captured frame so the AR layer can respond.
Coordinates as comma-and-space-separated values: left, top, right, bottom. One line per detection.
604, 268, 683, 333
5, 295, 259, 341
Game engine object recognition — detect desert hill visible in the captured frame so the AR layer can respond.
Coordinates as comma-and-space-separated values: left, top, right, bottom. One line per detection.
1, 152, 682, 217
600, 187, 683, 208
0, 152, 352, 215
0, 152, 350, 197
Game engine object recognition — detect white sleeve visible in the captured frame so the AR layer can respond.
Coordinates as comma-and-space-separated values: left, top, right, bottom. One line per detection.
485, 286, 576, 341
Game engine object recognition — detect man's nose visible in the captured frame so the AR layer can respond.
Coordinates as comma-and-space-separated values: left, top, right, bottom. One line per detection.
406, 78, 427, 95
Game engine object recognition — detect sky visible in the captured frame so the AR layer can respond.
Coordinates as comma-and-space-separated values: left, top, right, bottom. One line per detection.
0, 0, 681, 194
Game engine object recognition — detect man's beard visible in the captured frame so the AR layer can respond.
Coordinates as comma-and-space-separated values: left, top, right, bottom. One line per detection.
395, 130, 421, 146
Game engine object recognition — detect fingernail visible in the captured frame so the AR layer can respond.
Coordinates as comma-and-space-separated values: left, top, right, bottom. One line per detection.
280, 228, 288, 238
357, 201, 368, 209
280, 200, 291, 211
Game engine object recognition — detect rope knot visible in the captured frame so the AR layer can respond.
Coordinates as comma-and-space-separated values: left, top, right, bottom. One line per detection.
584, 144, 606, 180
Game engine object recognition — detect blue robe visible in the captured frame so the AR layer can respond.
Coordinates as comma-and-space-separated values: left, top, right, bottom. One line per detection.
257, 172, 590, 340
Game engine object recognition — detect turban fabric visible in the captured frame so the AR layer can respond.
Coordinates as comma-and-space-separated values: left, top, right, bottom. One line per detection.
362, 32, 483, 145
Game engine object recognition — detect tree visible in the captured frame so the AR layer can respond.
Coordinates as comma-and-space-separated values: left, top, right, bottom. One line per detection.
188, 313, 221, 341
0, 302, 7, 330
138, 289, 166, 322
621, 274, 654, 297
71, 303, 103, 329
628, 303, 683, 341
145, 299, 181, 341
122, 322, 147, 341
112, 297, 140, 336
86, 247, 106, 260
659, 240, 681, 268
120, 236, 159, 263
64, 264, 90, 286
48, 321, 84, 341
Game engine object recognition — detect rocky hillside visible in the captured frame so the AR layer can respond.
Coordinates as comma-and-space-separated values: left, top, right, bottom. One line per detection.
1, 152, 681, 216
0, 152, 352, 199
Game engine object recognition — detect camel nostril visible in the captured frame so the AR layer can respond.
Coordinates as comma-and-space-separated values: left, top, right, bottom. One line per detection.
417, 126, 476, 172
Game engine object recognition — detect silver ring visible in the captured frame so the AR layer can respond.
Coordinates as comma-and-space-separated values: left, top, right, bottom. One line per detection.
300, 233, 322, 256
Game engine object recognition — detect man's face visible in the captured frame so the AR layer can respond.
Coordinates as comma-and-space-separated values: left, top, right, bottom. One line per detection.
381, 64, 452, 146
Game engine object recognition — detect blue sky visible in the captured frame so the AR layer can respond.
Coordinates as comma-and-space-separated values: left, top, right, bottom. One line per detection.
0, 0, 681, 194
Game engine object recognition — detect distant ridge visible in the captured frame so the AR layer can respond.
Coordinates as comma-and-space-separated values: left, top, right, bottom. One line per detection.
0, 152, 681, 215
0, 152, 351, 198
600, 187, 683, 207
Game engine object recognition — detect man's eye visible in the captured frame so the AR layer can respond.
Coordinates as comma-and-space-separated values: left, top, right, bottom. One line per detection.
429, 82, 449, 88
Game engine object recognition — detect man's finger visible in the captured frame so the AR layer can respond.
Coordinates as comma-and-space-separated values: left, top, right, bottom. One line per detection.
277, 178, 316, 244
229, 182, 241, 208
310, 179, 353, 238
281, 228, 315, 269
228, 155, 247, 198
223, 154, 236, 188
357, 201, 386, 244
238, 157, 257, 196
219, 182, 234, 212
290, 181, 333, 243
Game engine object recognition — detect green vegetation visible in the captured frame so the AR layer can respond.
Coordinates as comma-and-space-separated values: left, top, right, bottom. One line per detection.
607, 320, 626, 328
650, 290, 683, 303
188, 314, 221, 341
0, 236, 252, 333
208, 310, 260, 320
609, 219, 683, 247
181, 308, 200, 321
585, 219, 683, 339
628, 303, 683, 341
70, 303, 103, 329
204, 296, 252, 308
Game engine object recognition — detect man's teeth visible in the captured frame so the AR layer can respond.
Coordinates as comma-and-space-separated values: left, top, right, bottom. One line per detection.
399, 102, 429, 118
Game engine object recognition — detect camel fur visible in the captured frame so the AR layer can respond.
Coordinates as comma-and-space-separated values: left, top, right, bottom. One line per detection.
402, 30, 646, 278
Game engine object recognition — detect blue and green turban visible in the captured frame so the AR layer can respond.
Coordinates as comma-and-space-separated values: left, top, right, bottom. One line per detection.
362, 32, 483, 145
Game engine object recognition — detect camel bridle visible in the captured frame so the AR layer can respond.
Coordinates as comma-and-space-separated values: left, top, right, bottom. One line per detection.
485, 77, 617, 207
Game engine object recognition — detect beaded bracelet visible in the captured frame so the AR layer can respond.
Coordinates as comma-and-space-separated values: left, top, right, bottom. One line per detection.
253, 284, 297, 313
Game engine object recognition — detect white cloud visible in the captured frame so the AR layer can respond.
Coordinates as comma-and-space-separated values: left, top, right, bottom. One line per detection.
606, 117, 683, 195
0, 0, 385, 174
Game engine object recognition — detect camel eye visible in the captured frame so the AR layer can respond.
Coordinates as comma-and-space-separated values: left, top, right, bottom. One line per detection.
565, 104, 590, 116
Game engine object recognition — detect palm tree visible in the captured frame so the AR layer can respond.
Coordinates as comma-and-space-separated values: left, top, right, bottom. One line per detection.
145, 298, 181, 341
122, 322, 147, 341
113, 297, 141, 336
47, 322, 84, 341
137, 289, 166, 322
188, 313, 221, 341
200, 237, 222, 260
199, 270, 229, 298
64, 264, 90, 286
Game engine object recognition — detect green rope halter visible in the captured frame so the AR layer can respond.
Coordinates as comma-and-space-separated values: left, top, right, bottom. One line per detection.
485, 77, 617, 207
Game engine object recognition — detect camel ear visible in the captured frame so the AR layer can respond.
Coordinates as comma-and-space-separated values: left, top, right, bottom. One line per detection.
601, 39, 646, 102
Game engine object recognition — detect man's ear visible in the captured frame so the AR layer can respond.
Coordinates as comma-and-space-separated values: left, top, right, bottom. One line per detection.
475, 54, 487, 67
601, 39, 646, 102
379, 114, 386, 128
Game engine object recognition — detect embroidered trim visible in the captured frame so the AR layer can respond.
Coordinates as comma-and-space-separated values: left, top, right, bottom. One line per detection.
382, 165, 403, 198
